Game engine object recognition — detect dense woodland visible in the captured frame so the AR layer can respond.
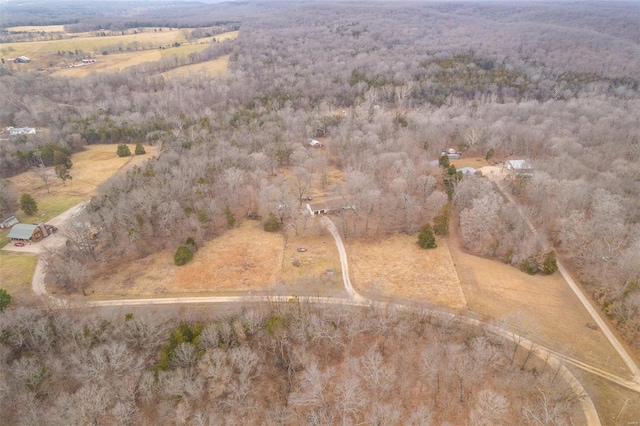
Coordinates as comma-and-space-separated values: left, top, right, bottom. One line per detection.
0, 303, 583, 425
1, 0, 640, 416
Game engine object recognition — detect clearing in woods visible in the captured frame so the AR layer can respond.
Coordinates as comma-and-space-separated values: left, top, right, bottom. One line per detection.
9, 144, 157, 200
447, 232, 630, 379
160, 54, 231, 79
86, 220, 345, 299
348, 234, 467, 310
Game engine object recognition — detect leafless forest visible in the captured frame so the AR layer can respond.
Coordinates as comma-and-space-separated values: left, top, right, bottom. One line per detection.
1, 0, 640, 421
0, 303, 583, 425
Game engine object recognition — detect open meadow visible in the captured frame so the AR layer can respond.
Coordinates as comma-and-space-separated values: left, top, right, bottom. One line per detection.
86, 218, 346, 299
448, 229, 631, 379
348, 234, 467, 310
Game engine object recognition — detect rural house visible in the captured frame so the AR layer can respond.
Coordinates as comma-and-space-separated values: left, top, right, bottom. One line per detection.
7, 223, 45, 242
7, 127, 36, 136
504, 159, 534, 178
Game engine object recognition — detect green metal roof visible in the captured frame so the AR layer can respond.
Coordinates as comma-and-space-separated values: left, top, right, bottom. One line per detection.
7, 224, 38, 240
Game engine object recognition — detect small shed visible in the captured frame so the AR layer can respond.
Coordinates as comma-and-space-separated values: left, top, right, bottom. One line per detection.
0, 215, 19, 229
7, 224, 43, 242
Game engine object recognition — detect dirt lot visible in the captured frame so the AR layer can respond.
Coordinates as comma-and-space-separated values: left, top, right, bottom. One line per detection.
348, 234, 467, 310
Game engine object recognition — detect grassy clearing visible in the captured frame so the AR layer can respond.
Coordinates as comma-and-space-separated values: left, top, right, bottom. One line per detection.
15, 194, 85, 224
0, 251, 38, 298
450, 156, 490, 169
1, 29, 186, 58
448, 230, 630, 379
88, 221, 282, 297
348, 234, 467, 309
86, 218, 347, 299
6, 25, 66, 33
9, 144, 157, 200
161, 55, 230, 79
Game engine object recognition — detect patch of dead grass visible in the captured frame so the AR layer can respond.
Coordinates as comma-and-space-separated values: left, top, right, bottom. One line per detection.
348, 234, 467, 309
161, 55, 230, 79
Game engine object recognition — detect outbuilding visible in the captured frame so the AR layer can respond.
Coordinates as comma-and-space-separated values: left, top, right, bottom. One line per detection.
7, 224, 44, 242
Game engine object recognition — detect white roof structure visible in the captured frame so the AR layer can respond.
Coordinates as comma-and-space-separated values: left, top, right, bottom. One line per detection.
504, 160, 532, 170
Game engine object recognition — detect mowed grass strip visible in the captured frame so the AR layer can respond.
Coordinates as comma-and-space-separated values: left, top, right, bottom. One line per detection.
348, 234, 467, 309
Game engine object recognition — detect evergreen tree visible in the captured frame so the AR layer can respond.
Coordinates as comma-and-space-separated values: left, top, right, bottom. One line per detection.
417, 224, 437, 249
117, 144, 131, 157
19, 193, 38, 216
135, 143, 146, 155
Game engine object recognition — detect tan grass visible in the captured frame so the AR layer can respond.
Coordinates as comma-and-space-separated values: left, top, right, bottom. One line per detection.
89, 221, 284, 296
1, 29, 186, 57
348, 234, 467, 309
448, 232, 631, 378
9, 144, 157, 199
161, 55, 230, 79
7, 25, 66, 33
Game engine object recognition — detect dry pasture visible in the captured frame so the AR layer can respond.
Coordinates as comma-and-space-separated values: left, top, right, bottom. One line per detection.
9, 144, 157, 199
87, 217, 347, 299
160, 54, 230, 79
6, 25, 66, 33
348, 234, 467, 309
448, 233, 630, 379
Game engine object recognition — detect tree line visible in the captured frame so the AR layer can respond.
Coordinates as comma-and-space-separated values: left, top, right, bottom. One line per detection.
0, 303, 583, 425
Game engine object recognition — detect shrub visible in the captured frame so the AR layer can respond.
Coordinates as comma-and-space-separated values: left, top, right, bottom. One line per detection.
134, 143, 146, 155
0, 289, 11, 312
116, 144, 131, 157
224, 206, 236, 228
519, 257, 538, 275
20, 193, 38, 216
185, 237, 198, 253
540, 251, 558, 275
433, 203, 451, 236
417, 224, 437, 249
264, 213, 280, 232
174, 245, 194, 266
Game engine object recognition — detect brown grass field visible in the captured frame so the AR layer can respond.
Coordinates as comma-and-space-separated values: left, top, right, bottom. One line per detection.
6, 25, 67, 33
1, 29, 186, 59
448, 230, 630, 378
160, 54, 230, 79
87, 219, 345, 299
9, 144, 157, 200
348, 234, 467, 310
4, 29, 240, 78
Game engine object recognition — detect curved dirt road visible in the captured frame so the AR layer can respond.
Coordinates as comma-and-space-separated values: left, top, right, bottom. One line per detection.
488, 170, 640, 385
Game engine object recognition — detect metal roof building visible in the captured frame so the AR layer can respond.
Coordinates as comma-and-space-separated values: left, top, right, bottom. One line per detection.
7, 224, 41, 241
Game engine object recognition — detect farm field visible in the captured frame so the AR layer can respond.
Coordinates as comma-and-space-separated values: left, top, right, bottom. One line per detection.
448, 230, 630, 379
1, 29, 186, 58
2, 28, 239, 78
5, 25, 67, 33
348, 234, 467, 310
